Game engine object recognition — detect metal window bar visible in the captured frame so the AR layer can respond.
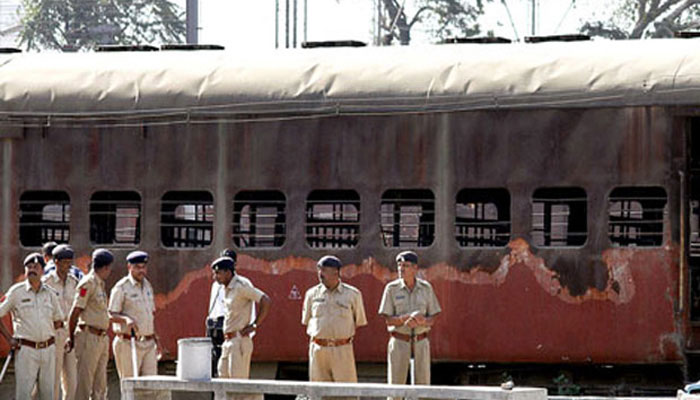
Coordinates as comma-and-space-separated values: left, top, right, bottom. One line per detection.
531, 198, 587, 247
162, 201, 214, 248
306, 202, 360, 249
380, 202, 435, 248
455, 201, 510, 247
609, 198, 666, 247
233, 201, 286, 248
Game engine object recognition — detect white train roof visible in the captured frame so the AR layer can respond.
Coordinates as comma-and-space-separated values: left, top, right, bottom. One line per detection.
1, 38, 700, 119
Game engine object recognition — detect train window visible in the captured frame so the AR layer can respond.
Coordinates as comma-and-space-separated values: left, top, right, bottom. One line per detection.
233, 191, 286, 248
608, 186, 666, 247
531, 187, 587, 247
306, 190, 360, 249
381, 189, 435, 248
455, 188, 511, 247
161, 191, 214, 248
89, 191, 141, 246
19, 191, 70, 247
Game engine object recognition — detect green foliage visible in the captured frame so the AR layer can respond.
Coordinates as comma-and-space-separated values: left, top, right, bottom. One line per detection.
380, 0, 490, 45
581, 0, 700, 39
18, 0, 185, 51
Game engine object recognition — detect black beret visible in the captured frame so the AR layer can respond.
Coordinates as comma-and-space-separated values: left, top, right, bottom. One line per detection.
396, 251, 418, 264
42, 241, 58, 257
23, 252, 45, 267
92, 249, 114, 269
126, 251, 149, 264
317, 255, 342, 269
220, 249, 237, 263
52, 244, 75, 260
212, 257, 235, 272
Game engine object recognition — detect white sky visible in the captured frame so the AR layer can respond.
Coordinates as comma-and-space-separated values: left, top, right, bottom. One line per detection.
194, 0, 609, 51
0, 0, 616, 50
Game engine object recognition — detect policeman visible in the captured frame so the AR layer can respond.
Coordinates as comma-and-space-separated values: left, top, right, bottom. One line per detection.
109, 250, 164, 381
67, 249, 113, 400
206, 249, 235, 377
212, 255, 271, 381
0, 253, 64, 400
302, 255, 367, 383
41, 241, 58, 268
44, 243, 84, 280
41, 245, 79, 400
378, 251, 441, 391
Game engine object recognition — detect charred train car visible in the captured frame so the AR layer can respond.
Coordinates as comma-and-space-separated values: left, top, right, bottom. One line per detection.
0, 39, 699, 392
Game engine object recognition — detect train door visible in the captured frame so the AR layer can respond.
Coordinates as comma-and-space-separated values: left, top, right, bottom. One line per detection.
688, 118, 700, 349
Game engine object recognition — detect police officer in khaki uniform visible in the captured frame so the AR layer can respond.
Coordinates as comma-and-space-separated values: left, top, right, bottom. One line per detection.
109, 251, 164, 380
211, 255, 271, 380
302, 255, 367, 383
41, 245, 79, 400
378, 251, 441, 390
66, 249, 114, 400
0, 253, 64, 400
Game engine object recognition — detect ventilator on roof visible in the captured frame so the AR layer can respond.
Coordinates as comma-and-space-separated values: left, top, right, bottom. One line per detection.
96, 45, 159, 52
524, 34, 590, 43
301, 40, 366, 48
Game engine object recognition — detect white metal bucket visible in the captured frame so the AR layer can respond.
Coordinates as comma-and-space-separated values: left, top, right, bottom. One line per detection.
177, 337, 212, 381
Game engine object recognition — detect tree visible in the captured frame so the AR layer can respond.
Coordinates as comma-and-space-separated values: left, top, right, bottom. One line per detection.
18, 0, 186, 51
378, 0, 489, 45
580, 0, 700, 39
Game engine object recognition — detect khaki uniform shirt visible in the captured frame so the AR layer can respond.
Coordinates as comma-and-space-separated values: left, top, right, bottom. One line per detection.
0, 281, 64, 342
223, 274, 265, 334
72, 270, 110, 330
41, 269, 79, 322
378, 278, 441, 335
108, 274, 156, 336
302, 281, 367, 339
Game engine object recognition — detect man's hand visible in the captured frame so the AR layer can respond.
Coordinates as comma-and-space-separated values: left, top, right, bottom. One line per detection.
240, 323, 257, 337
9, 338, 19, 351
65, 337, 74, 353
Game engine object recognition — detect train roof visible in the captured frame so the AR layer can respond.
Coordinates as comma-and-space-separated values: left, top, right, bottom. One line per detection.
2, 38, 700, 123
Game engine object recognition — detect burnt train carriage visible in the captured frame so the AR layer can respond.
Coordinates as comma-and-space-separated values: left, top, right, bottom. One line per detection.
0, 38, 698, 390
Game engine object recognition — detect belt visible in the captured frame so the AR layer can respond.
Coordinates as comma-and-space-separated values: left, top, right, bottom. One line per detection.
19, 337, 55, 349
118, 334, 156, 342
79, 324, 108, 336
311, 337, 353, 347
391, 331, 429, 342
224, 331, 250, 340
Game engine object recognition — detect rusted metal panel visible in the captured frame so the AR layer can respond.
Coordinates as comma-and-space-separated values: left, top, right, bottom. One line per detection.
0, 105, 685, 367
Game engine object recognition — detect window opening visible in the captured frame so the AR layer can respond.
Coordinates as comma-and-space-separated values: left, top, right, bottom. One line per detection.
306, 190, 360, 248
233, 191, 286, 248
456, 188, 511, 247
90, 191, 141, 245
609, 186, 666, 247
381, 189, 435, 248
531, 187, 587, 247
19, 191, 70, 247
161, 191, 214, 248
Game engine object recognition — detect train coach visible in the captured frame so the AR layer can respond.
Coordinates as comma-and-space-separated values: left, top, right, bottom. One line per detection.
0, 37, 699, 393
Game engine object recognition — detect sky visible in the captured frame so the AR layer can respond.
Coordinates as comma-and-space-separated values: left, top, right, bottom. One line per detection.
0, 0, 616, 50
194, 0, 609, 51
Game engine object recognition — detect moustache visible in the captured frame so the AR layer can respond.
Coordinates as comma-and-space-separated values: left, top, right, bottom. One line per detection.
27, 272, 38, 277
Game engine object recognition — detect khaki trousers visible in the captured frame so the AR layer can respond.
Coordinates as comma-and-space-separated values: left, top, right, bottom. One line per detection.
218, 336, 253, 379
308, 342, 357, 383
16, 343, 55, 400
387, 336, 431, 400
74, 329, 109, 400
54, 328, 77, 400
218, 336, 261, 400
112, 337, 158, 379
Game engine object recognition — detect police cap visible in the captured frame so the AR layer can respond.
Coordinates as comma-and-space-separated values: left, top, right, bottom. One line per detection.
212, 257, 235, 272
42, 241, 58, 257
396, 251, 418, 265
52, 244, 75, 260
23, 252, 45, 268
126, 251, 149, 264
220, 249, 237, 264
92, 249, 114, 269
317, 255, 342, 269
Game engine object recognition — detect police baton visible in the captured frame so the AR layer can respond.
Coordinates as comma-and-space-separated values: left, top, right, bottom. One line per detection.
130, 329, 139, 377
0, 349, 14, 384
409, 328, 416, 385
